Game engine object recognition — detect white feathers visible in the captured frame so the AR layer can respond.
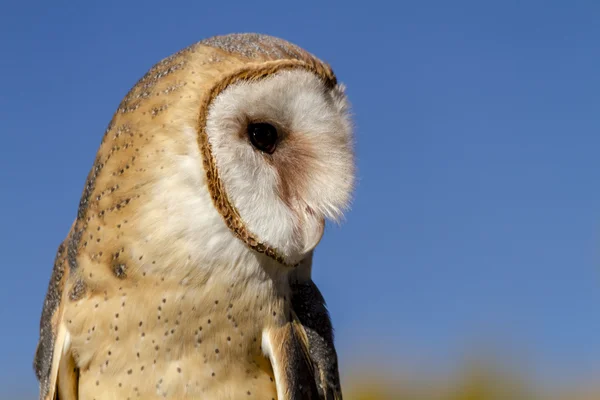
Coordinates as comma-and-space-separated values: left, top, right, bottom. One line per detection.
261, 329, 287, 400
133, 125, 253, 277
205, 69, 354, 264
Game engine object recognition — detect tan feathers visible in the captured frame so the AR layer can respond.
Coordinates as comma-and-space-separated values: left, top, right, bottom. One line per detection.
34, 33, 353, 400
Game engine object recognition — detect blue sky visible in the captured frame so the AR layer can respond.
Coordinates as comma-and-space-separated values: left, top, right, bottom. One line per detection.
1, 0, 599, 396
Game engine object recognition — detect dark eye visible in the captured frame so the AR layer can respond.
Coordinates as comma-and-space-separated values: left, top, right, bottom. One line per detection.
247, 123, 278, 154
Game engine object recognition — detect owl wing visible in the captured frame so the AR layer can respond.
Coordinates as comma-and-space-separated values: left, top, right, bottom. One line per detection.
33, 229, 79, 400
290, 280, 343, 400
266, 279, 343, 400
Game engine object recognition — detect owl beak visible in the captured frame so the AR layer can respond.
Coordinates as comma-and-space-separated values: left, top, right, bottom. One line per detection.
301, 206, 325, 254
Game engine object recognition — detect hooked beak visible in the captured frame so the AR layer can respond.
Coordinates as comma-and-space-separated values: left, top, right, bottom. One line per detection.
300, 205, 325, 254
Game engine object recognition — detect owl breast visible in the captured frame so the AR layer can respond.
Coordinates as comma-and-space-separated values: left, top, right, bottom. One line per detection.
64, 274, 282, 399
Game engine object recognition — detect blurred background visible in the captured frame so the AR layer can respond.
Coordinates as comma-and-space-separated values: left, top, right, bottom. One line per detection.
1, 1, 599, 399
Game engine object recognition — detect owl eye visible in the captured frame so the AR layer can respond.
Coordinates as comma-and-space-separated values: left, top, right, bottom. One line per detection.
247, 123, 278, 154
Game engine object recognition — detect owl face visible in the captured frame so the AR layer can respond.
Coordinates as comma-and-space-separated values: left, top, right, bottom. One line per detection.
205, 69, 354, 265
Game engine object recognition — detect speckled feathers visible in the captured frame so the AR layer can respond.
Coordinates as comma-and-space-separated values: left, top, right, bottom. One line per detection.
34, 33, 353, 400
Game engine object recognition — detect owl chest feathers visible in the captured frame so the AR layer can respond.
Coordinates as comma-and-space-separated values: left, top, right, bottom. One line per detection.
64, 255, 290, 399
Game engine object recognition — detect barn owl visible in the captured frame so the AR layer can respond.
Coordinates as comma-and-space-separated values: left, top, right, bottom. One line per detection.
34, 33, 354, 400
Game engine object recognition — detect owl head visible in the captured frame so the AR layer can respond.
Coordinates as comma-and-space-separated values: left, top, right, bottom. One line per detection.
82, 33, 355, 274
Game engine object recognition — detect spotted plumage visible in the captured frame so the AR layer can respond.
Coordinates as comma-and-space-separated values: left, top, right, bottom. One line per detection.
34, 33, 354, 400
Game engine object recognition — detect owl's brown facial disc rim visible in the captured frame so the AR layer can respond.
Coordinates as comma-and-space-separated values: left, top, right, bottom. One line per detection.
196, 59, 337, 268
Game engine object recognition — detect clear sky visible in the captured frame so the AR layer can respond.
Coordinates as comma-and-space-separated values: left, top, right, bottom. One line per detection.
1, 0, 599, 397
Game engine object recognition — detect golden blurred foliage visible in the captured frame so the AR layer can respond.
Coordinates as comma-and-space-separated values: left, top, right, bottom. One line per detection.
342, 361, 599, 400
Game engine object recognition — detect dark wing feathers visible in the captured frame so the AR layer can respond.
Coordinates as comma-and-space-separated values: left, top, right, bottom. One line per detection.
290, 280, 343, 400
34, 225, 79, 400
34, 240, 68, 400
